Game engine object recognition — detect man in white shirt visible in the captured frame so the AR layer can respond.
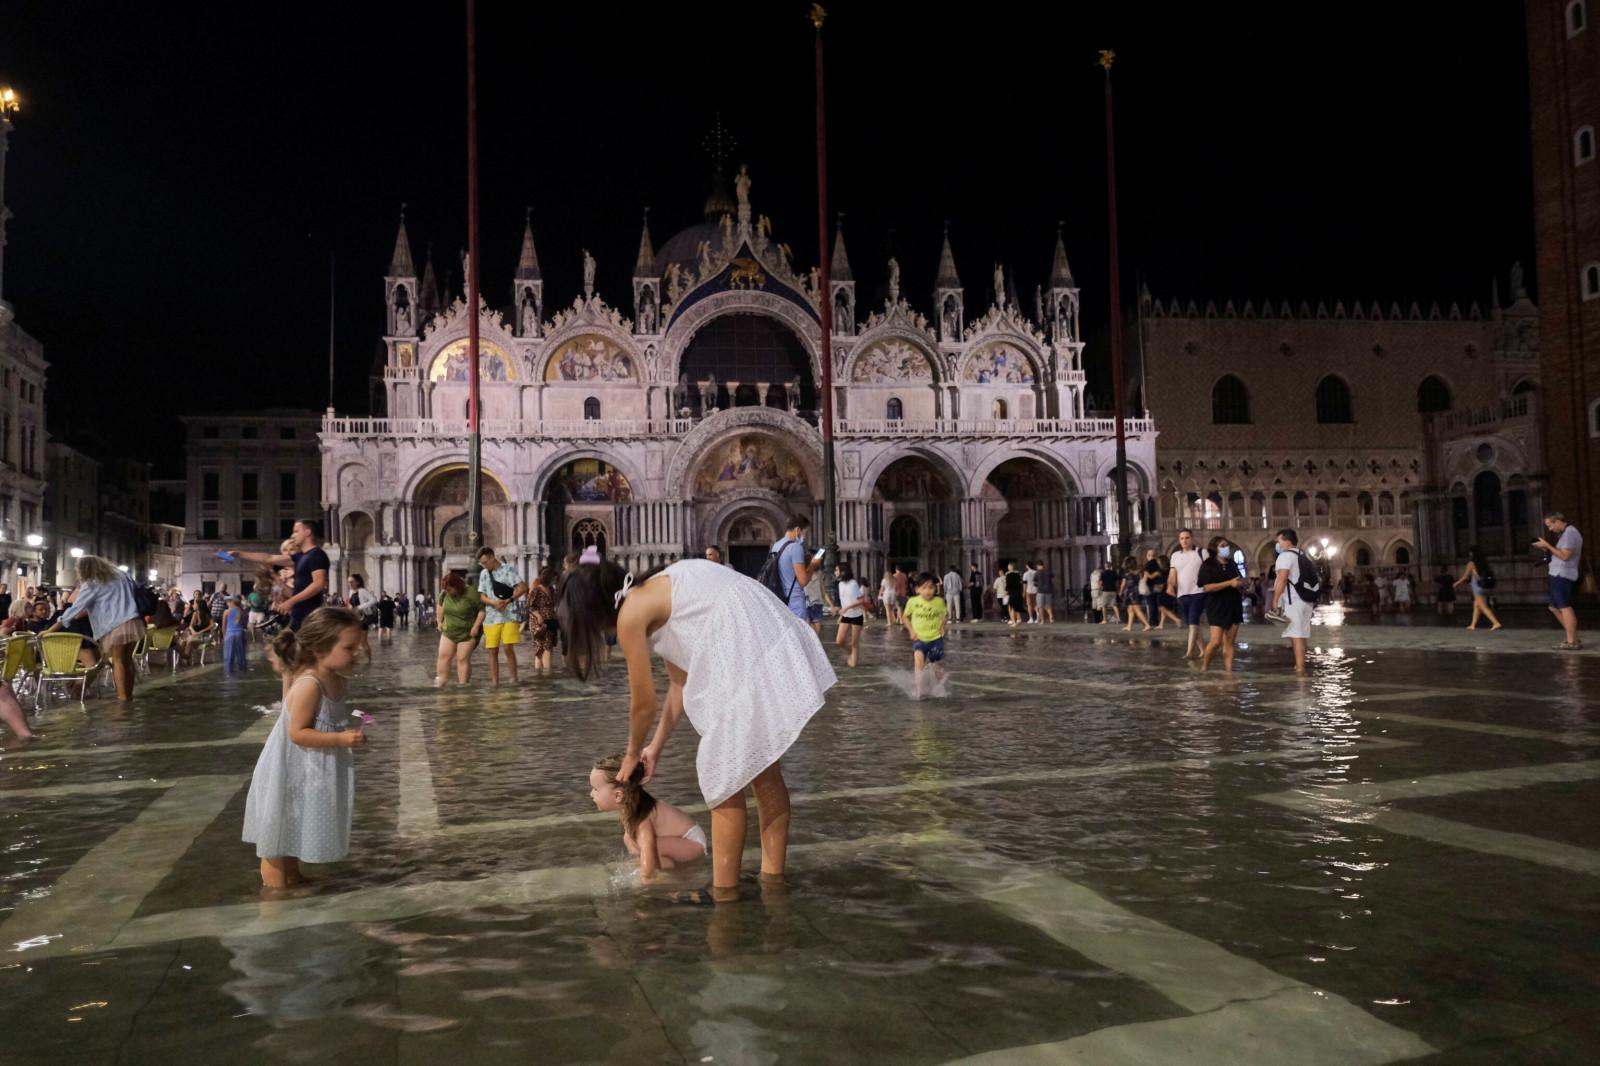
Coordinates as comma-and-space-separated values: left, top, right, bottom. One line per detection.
1272, 528, 1314, 674
1022, 563, 1039, 623
1534, 511, 1584, 649
1166, 528, 1208, 658
1375, 571, 1391, 612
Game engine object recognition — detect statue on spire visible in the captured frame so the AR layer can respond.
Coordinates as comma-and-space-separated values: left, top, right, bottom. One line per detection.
994, 263, 1006, 308
582, 249, 596, 300
735, 164, 751, 208
887, 257, 900, 304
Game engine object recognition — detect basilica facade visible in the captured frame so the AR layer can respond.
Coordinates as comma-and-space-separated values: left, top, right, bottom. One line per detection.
318, 173, 1156, 597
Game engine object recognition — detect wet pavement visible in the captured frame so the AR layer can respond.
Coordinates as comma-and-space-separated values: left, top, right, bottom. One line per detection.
2, 614, 1598, 1064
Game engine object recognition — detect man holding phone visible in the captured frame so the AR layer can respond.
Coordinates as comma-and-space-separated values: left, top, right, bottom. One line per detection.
769, 513, 822, 624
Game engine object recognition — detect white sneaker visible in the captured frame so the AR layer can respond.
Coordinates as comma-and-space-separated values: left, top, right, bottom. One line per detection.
1264, 609, 1288, 625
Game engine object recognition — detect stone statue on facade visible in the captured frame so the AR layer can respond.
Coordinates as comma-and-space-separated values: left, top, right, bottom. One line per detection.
673, 373, 690, 413
638, 287, 658, 334
786, 374, 802, 410
735, 164, 751, 208
994, 263, 1005, 308
520, 288, 538, 335
887, 257, 900, 304
394, 296, 411, 334
582, 249, 596, 299
942, 297, 959, 340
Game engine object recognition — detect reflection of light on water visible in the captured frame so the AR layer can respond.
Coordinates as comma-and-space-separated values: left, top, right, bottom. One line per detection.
1312, 604, 1347, 627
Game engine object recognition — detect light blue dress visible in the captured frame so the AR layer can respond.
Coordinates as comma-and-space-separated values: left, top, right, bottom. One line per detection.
241, 675, 354, 863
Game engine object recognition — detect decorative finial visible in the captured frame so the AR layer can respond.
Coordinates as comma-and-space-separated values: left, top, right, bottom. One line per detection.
703, 115, 736, 171
399, 202, 407, 222
810, 3, 827, 29
836, 211, 845, 229
1098, 49, 1115, 72
524, 206, 532, 224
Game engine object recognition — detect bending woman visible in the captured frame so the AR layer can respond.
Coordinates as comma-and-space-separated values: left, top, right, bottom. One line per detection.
562, 552, 836, 901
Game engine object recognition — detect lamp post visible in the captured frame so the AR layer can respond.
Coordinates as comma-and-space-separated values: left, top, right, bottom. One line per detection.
1099, 50, 1131, 558
810, 4, 840, 566
464, 0, 483, 562
0, 84, 20, 306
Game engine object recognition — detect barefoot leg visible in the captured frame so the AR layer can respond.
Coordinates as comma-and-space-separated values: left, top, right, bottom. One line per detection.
260, 857, 288, 889
751, 761, 791, 881
710, 792, 747, 898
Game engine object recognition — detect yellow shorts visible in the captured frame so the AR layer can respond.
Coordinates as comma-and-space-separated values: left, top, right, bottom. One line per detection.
482, 621, 521, 649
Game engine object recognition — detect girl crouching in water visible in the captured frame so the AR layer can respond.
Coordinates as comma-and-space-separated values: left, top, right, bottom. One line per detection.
589, 753, 707, 876
242, 607, 369, 889
562, 550, 836, 902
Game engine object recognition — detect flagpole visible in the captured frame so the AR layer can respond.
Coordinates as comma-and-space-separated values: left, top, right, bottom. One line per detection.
1100, 49, 1131, 557
465, 0, 483, 555
812, 4, 838, 558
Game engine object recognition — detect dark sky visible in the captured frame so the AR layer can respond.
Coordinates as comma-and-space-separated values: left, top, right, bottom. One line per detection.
1, 2, 1532, 474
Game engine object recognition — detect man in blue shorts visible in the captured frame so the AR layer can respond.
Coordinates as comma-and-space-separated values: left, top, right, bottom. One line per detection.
1166, 527, 1208, 658
1534, 511, 1584, 650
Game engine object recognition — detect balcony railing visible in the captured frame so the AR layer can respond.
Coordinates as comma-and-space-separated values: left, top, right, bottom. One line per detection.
1432, 394, 1534, 436
837, 417, 1156, 438
323, 414, 1155, 441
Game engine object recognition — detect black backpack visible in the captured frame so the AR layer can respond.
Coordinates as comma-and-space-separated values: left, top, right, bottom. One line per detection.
755, 543, 798, 603
133, 583, 160, 618
1288, 550, 1323, 604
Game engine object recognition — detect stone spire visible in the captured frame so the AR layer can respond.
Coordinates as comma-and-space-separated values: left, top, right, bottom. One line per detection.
1049, 223, 1074, 287
387, 205, 416, 277
634, 207, 656, 277
514, 208, 542, 280
935, 222, 961, 288
830, 214, 853, 282
419, 243, 440, 316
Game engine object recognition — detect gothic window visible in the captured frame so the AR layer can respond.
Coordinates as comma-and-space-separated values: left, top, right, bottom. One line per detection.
1416, 375, 1452, 414
571, 518, 607, 555
1393, 544, 1412, 565
1355, 546, 1372, 566
583, 396, 601, 420
1211, 374, 1250, 423
1569, 0, 1587, 35
1584, 263, 1600, 301
886, 398, 903, 421
1315, 375, 1353, 423
992, 399, 1008, 419
1578, 126, 1597, 165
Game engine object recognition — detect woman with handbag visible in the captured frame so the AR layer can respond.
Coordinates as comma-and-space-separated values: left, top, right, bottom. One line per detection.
1453, 546, 1503, 631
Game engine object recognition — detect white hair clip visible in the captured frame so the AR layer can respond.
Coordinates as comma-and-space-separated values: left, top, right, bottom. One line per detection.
614, 571, 635, 610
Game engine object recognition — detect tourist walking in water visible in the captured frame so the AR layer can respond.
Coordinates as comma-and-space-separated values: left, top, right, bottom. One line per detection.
476, 547, 528, 685
1004, 563, 1025, 626
524, 566, 559, 672
236, 519, 330, 631
1271, 529, 1317, 674
562, 554, 836, 902
1033, 561, 1056, 623
1120, 556, 1151, 631
434, 573, 485, 687
1168, 529, 1207, 658
967, 563, 984, 624
222, 595, 249, 674
1197, 537, 1244, 673
1453, 546, 1502, 631
879, 571, 899, 626
834, 562, 870, 667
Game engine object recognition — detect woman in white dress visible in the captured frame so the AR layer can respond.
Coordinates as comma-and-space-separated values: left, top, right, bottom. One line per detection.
562, 556, 836, 902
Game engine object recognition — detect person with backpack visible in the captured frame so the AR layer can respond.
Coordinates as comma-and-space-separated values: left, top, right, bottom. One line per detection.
1453, 545, 1502, 631
761, 514, 820, 624
1269, 528, 1320, 674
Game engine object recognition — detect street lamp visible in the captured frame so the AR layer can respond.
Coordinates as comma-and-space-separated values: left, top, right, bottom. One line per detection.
148, 569, 159, 582
25, 534, 42, 548
69, 547, 84, 559
0, 87, 18, 118
1326, 546, 1339, 559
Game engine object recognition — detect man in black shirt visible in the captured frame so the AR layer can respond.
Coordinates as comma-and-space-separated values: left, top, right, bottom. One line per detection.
235, 519, 330, 630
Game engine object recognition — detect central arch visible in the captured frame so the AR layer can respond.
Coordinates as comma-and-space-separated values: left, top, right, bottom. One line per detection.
412, 464, 513, 579
871, 453, 963, 574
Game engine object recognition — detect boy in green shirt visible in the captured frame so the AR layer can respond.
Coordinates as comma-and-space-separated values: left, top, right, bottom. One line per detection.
902, 571, 949, 698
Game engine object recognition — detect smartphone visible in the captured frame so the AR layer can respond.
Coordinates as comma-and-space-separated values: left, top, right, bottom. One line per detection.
812, 548, 826, 561
216, 551, 237, 563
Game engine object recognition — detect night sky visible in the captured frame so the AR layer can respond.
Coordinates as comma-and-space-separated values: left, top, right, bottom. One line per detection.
1, 2, 1532, 473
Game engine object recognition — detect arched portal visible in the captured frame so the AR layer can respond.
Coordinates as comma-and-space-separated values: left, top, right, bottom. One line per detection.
689, 430, 816, 575
984, 457, 1070, 572
542, 457, 633, 565
412, 465, 512, 585
679, 313, 816, 416
341, 511, 376, 591
872, 455, 960, 575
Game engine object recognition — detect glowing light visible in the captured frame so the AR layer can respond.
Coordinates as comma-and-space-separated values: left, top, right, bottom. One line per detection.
148, 569, 159, 581
117, 565, 129, 573
69, 547, 84, 559
24, 534, 43, 548
0, 87, 19, 117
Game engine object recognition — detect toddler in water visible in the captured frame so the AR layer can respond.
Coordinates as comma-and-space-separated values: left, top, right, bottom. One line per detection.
589, 753, 707, 877
902, 571, 949, 698
242, 607, 369, 889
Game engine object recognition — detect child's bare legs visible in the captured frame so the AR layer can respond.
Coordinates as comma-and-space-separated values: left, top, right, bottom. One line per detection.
0, 682, 33, 740
912, 648, 926, 696
259, 855, 301, 889
656, 835, 708, 870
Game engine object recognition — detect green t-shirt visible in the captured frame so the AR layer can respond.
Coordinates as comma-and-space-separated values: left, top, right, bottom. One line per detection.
440, 589, 484, 642
903, 595, 946, 642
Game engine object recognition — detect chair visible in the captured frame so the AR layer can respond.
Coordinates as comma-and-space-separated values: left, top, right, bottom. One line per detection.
1, 634, 40, 701
182, 625, 217, 667
37, 632, 99, 709
143, 626, 179, 674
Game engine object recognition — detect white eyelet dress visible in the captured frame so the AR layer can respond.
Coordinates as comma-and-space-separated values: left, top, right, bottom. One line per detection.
241, 675, 355, 863
647, 559, 836, 808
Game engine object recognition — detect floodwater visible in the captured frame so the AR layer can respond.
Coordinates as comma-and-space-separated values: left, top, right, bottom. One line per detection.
2, 617, 1598, 1064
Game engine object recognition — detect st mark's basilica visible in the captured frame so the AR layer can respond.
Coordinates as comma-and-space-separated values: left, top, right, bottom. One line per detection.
318, 166, 1156, 593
